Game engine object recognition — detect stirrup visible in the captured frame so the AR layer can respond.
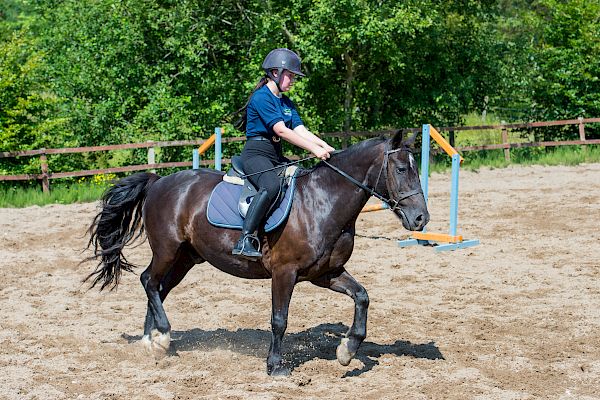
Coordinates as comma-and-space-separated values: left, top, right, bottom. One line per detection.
232, 233, 262, 259
242, 233, 261, 253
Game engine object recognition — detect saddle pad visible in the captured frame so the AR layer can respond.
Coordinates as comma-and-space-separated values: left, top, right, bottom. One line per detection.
206, 175, 297, 232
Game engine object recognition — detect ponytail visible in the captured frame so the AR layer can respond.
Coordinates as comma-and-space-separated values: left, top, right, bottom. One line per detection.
233, 76, 268, 132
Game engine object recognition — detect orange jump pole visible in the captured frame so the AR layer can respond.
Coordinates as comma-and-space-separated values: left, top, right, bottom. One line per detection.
361, 202, 389, 213
192, 128, 223, 170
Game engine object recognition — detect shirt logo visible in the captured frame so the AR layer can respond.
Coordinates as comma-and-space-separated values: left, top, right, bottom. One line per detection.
283, 107, 292, 116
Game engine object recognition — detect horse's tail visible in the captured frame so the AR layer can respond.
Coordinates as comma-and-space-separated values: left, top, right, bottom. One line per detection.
84, 172, 161, 291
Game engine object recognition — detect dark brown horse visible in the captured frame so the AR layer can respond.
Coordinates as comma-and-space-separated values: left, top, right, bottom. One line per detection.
86, 131, 429, 376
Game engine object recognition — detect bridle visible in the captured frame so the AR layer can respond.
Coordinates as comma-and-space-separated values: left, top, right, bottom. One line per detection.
322, 142, 423, 212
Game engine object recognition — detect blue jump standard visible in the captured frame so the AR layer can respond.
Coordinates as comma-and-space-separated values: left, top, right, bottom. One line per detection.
397, 124, 479, 252
398, 238, 480, 252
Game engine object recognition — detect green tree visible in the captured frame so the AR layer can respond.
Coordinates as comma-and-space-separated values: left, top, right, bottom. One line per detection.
6, 0, 596, 174
0, 28, 66, 174
271, 0, 513, 133
528, 0, 600, 138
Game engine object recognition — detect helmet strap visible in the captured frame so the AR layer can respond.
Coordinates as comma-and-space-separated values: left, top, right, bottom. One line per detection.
266, 68, 283, 92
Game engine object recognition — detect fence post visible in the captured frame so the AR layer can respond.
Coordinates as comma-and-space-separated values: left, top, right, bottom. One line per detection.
40, 150, 50, 193
578, 116, 587, 155
449, 130, 455, 148
192, 148, 200, 170
214, 127, 222, 171
147, 141, 156, 173
501, 124, 510, 162
578, 117, 586, 141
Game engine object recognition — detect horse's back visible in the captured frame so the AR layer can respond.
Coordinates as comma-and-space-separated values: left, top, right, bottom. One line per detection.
143, 168, 223, 241
143, 168, 272, 278
146, 168, 222, 202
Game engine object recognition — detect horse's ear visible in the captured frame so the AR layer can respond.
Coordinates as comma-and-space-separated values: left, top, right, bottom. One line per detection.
390, 130, 405, 149
405, 131, 418, 147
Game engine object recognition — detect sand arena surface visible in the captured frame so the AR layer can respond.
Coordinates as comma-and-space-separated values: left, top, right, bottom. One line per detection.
0, 164, 599, 399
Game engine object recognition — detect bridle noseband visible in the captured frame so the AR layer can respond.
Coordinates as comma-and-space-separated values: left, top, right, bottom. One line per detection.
322, 142, 423, 212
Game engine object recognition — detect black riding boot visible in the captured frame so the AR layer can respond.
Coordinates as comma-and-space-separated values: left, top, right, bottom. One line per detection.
232, 189, 271, 260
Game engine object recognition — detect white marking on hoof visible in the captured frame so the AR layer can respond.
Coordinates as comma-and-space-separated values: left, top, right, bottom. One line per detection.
140, 334, 153, 353
336, 338, 354, 366
150, 329, 171, 355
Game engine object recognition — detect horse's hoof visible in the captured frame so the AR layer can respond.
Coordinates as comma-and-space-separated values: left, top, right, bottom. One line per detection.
268, 364, 290, 377
336, 338, 354, 366
150, 329, 171, 356
140, 334, 153, 353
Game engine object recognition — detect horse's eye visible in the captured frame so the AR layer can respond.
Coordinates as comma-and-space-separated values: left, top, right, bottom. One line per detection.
396, 167, 407, 174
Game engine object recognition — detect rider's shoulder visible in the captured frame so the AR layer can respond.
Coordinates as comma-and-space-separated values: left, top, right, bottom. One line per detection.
250, 86, 274, 104
253, 85, 271, 98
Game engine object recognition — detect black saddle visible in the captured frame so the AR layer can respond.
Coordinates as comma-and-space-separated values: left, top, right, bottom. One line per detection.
225, 156, 296, 218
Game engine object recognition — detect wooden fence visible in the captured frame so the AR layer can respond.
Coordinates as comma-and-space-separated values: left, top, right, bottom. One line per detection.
1, 117, 599, 193
0, 136, 245, 193
322, 117, 600, 161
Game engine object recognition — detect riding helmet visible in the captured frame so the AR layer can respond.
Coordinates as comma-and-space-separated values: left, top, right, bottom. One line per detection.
262, 48, 305, 90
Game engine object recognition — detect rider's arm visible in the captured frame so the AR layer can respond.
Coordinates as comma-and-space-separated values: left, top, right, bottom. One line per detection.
293, 125, 334, 151
272, 121, 330, 159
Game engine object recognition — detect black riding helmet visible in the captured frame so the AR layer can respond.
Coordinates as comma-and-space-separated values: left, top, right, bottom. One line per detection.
262, 48, 305, 91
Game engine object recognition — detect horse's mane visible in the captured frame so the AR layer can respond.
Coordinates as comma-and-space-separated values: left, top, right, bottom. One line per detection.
332, 136, 386, 160
306, 136, 386, 172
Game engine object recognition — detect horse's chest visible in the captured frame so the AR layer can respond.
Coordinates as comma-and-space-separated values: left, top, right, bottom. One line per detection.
293, 230, 356, 281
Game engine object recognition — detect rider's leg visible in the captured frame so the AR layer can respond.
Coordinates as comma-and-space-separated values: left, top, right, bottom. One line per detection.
232, 188, 271, 259
232, 159, 280, 260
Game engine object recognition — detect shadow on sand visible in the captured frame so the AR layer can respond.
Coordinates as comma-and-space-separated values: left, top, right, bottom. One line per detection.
123, 322, 443, 377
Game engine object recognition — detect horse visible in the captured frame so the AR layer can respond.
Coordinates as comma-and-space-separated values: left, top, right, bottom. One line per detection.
85, 130, 429, 376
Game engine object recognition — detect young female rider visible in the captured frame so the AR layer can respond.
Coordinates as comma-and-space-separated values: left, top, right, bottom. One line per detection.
232, 48, 335, 260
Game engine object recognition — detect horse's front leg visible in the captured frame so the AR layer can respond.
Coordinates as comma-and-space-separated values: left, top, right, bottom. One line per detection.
311, 268, 369, 366
267, 268, 297, 376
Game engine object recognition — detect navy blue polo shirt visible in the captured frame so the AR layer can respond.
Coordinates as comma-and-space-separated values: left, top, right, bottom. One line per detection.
246, 85, 303, 138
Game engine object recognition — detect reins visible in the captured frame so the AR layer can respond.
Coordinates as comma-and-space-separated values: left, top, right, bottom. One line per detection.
322, 160, 392, 203
237, 143, 422, 212
238, 155, 319, 179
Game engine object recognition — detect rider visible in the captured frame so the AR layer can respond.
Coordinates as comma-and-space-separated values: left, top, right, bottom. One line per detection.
232, 48, 335, 260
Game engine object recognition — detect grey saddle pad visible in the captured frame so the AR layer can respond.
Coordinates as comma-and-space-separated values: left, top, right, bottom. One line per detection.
206, 173, 298, 232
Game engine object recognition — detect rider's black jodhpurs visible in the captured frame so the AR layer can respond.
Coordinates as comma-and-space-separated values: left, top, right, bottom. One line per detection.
241, 139, 285, 206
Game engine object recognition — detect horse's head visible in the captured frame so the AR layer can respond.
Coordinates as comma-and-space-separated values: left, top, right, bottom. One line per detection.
383, 131, 429, 231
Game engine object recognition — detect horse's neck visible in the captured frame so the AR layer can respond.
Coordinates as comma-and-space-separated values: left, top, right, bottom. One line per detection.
300, 142, 384, 225
328, 141, 384, 193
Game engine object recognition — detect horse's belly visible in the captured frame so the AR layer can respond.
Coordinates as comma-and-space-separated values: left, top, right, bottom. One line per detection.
205, 255, 271, 279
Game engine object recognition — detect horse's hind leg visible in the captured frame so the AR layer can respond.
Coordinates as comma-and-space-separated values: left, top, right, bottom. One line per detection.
311, 268, 369, 366
140, 251, 198, 353
140, 249, 197, 354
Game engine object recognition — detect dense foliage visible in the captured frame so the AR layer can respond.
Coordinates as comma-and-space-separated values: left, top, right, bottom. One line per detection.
1, 0, 599, 174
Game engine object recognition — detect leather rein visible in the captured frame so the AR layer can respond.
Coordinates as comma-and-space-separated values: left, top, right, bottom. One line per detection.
322, 143, 423, 212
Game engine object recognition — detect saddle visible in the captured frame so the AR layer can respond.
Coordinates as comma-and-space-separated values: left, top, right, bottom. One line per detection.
206, 156, 299, 232
223, 155, 297, 217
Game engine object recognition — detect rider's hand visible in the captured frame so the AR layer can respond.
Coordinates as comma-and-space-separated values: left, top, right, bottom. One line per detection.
324, 144, 335, 153
312, 146, 331, 160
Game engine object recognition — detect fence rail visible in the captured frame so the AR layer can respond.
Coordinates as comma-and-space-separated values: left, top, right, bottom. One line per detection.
0, 135, 244, 192
1, 118, 599, 192
322, 117, 600, 162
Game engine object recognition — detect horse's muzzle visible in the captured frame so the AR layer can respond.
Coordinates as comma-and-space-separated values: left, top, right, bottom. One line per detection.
397, 208, 429, 231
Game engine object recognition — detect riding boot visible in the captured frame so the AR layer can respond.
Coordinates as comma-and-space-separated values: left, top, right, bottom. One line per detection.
232, 189, 271, 260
